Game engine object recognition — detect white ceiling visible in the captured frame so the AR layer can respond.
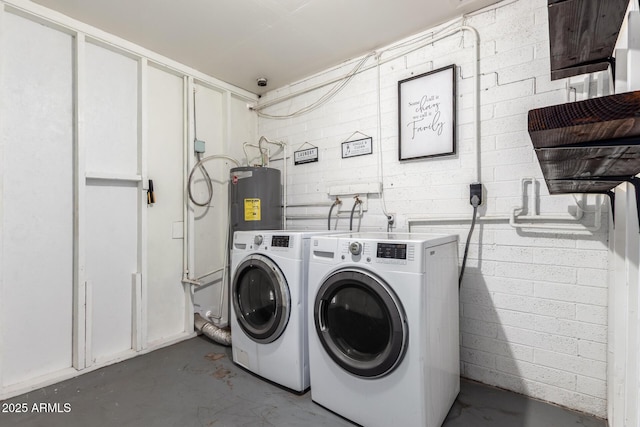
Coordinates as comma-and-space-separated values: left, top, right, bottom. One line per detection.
30, 0, 503, 95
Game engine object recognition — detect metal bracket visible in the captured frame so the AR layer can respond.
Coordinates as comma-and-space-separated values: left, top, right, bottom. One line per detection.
629, 177, 640, 232
590, 190, 616, 227
599, 176, 640, 231
549, 175, 640, 230
582, 176, 639, 231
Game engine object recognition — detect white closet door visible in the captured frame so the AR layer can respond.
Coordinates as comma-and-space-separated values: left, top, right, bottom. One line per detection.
0, 13, 74, 385
84, 42, 139, 363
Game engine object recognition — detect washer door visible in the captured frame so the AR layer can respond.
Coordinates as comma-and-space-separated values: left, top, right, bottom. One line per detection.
232, 254, 290, 344
314, 269, 407, 378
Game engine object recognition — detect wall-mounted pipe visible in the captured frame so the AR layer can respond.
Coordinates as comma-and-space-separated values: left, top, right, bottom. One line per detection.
408, 215, 509, 231
286, 202, 335, 208
255, 136, 288, 228
408, 178, 604, 233
509, 178, 603, 232
243, 142, 268, 166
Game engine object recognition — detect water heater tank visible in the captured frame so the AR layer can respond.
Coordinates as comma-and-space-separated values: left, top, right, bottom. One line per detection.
229, 166, 282, 232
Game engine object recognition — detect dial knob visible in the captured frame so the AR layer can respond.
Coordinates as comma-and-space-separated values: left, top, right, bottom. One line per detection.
349, 242, 362, 255
254, 235, 263, 246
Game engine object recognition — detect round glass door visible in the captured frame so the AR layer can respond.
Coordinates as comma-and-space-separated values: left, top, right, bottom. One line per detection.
232, 255, 290, 344
314, 269, 407, 378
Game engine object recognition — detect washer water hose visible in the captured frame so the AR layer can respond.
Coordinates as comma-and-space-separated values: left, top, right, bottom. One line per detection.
194, 313, 232, 346
349, 196, 363, 231
327, 197, 342, 230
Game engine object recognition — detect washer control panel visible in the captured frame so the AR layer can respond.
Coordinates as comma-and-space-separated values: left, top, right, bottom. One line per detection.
271, 235, 291, 248
339, 240, 415, 265
376, 243, 406, 259
375, 242, 415, 265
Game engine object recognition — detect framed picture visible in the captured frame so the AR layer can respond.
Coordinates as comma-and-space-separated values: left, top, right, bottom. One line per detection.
398, 64, 456, 161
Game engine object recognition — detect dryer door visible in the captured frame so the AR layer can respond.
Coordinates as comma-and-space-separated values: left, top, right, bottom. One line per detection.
232, 254, 290, 344
314, 269, 407, 378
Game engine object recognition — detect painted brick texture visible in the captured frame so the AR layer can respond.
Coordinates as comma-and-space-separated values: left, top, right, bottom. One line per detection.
257, 0, 609, 417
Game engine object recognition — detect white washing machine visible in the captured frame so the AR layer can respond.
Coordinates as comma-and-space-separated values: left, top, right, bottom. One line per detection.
307, 232, 460, 427
230, 230, 334, 393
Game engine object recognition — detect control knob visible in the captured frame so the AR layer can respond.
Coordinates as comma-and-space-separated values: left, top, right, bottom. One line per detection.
349, 242, 362, 255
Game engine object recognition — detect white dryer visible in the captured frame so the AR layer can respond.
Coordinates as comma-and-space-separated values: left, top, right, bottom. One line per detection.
230, 230, 334, 393
308, 232, 460, 427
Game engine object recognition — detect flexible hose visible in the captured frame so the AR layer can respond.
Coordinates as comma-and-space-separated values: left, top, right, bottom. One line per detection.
328, 203, 336, 230
459, 205, 478, 288
187, 154, 240, 207
327, 199, 341, 230
349, 199, 362, 231
188, 152, 214, 207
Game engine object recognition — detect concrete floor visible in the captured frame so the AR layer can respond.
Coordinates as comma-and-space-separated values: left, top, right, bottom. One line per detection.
1, 336, 606, 427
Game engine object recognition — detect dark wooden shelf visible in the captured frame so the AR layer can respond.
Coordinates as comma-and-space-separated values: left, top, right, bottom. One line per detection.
548, 0, 628, 80
528, 91, 640, 195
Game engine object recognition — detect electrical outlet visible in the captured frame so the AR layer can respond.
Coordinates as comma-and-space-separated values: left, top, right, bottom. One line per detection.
470, 183, 482, 206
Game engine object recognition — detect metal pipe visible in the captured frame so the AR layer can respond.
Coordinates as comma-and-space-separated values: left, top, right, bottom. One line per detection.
510, 196, 603, 232
407, 215, 509, 231
287, 202, 335, 208
243, 142, 268, 166
256, 136, 288, 228
194, 266, 225, 281
182, 76, 190, 287
283, 143, 288, 229
287, 213, 362, 221
506, 177, 608, 232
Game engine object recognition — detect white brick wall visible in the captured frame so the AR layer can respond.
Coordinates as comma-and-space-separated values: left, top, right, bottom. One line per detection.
258, 0, 609, 418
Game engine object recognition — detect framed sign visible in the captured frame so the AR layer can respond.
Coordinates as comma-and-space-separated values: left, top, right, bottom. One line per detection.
398, 64, 456, 161
294, 146, 318, 165
342, 137, 373, 158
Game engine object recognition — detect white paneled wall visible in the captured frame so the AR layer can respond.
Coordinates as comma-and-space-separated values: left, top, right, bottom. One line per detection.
84, 42, 140, 365
0, 0, 256, 399
191, 84, 231, 327
0, 11, 74, 386
257, 0, 609, 417
146, 66, 187, 345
